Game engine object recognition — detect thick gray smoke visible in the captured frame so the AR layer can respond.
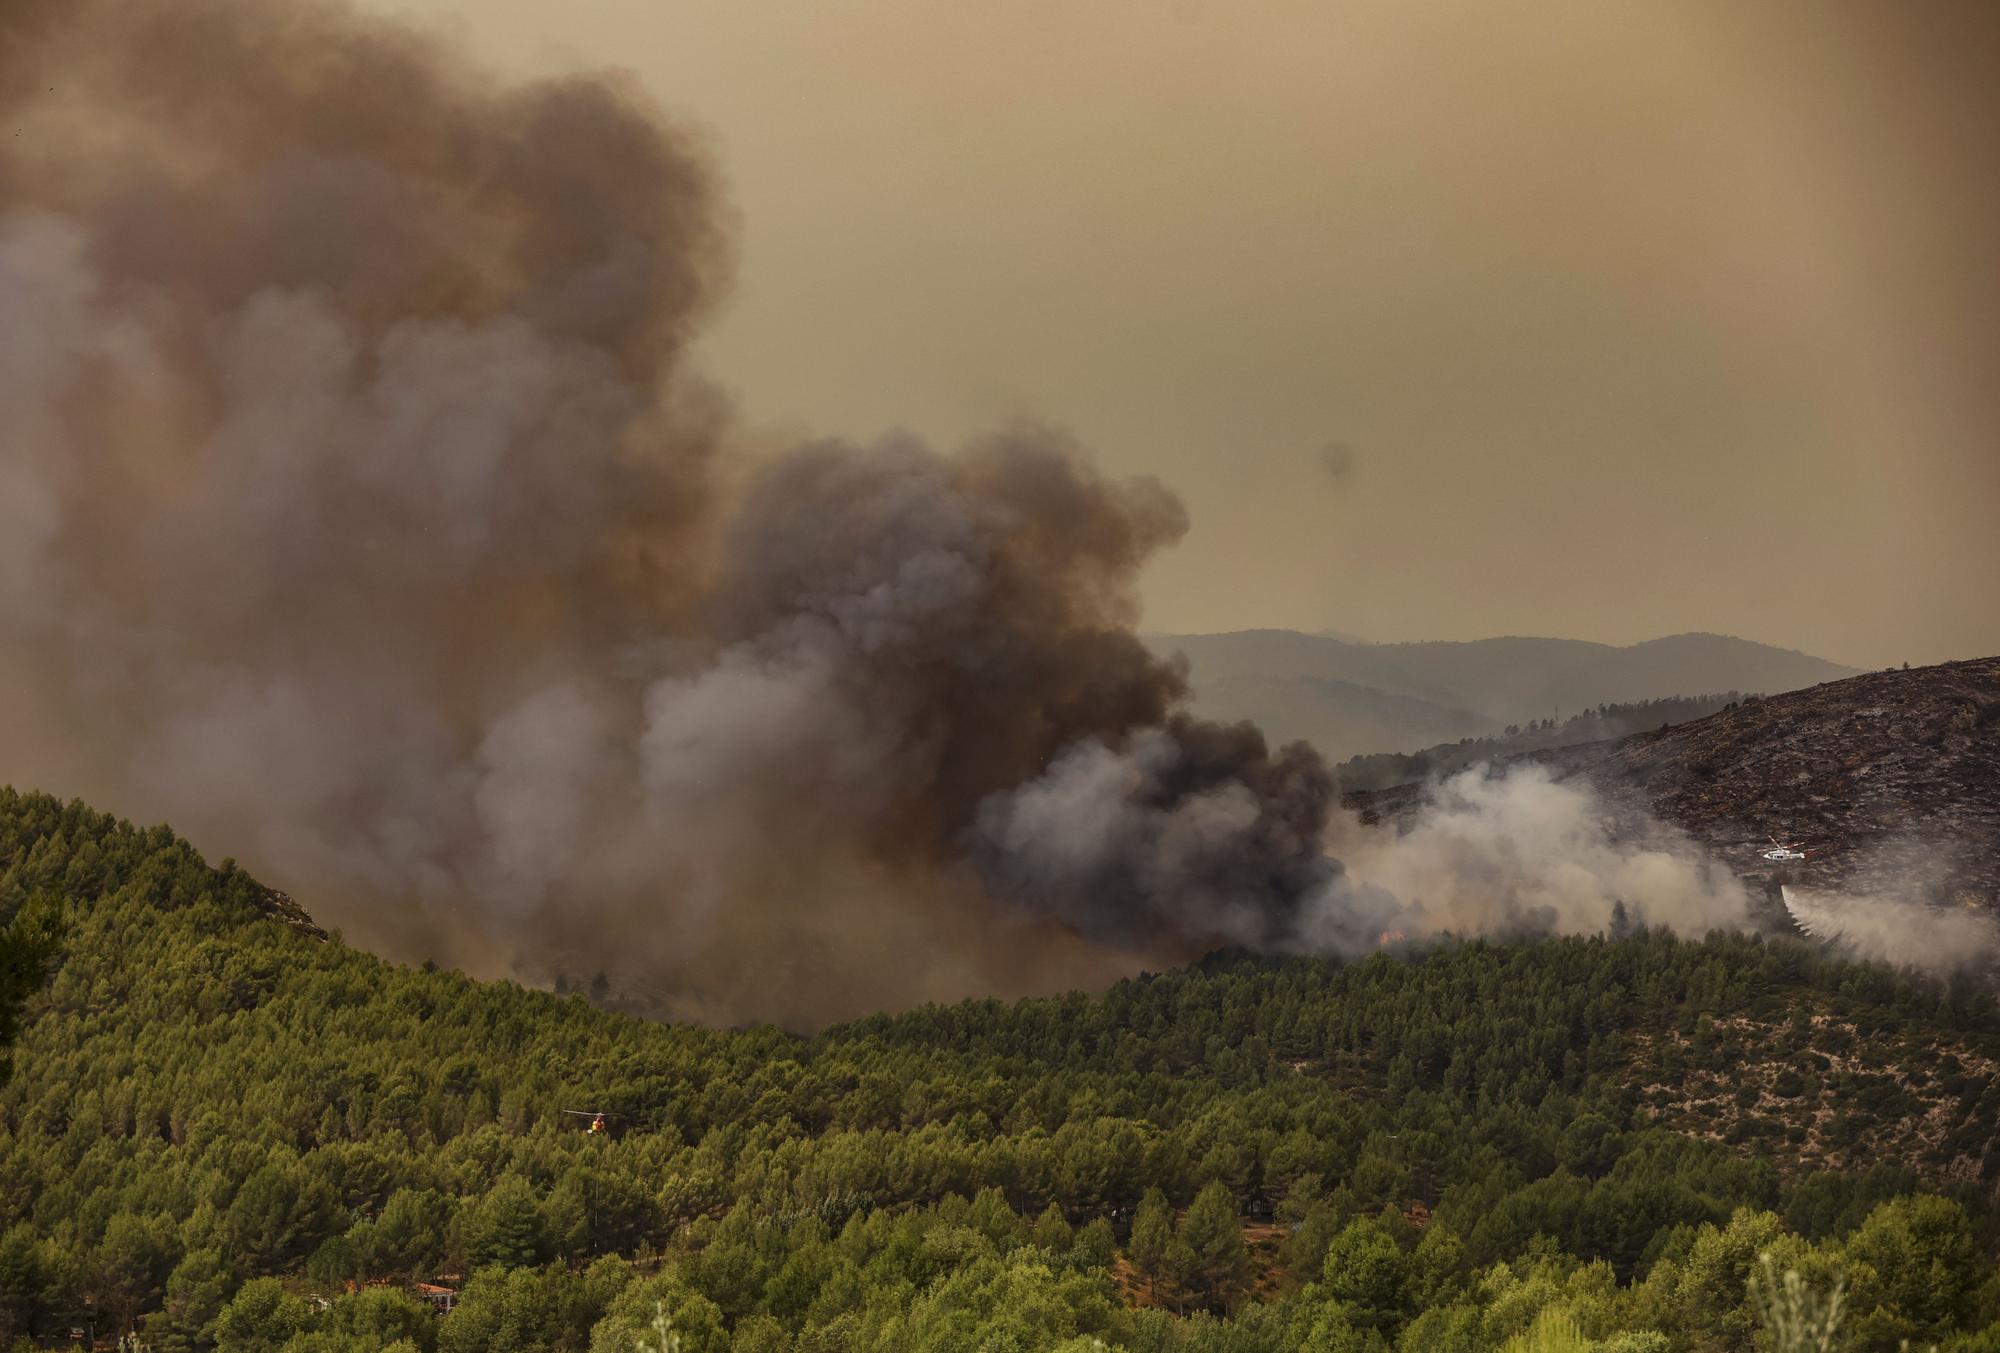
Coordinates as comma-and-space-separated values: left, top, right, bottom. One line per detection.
1, 0, 1792, 1025
0, 0, 1362, 1023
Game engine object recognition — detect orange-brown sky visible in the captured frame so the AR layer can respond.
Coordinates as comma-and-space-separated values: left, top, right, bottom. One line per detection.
369, 0, 1998, 668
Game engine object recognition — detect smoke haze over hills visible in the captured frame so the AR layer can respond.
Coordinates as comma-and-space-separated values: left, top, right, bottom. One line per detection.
358, 0, 2000, 670
7, 0, 1962, 1025
0, 0, 1374, 1024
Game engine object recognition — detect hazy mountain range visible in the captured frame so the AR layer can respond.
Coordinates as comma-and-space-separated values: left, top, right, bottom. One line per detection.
1144, 630, 1861, 762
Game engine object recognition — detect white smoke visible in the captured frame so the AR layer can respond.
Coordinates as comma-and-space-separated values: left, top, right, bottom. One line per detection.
1782, 885, 2000, 970
1312, 764, 1754, 945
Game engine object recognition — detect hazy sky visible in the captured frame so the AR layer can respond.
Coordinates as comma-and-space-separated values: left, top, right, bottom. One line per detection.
369, 0, 1998, 668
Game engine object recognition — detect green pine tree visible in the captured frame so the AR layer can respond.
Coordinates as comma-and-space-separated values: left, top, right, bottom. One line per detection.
1129, 1188, 1173, 1303
1179, 1180, 1252, 1311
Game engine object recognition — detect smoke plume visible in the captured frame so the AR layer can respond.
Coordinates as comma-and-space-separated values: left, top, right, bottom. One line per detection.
2, 0, 1801, 1025
1322, 766, 1752, 946
0, 0, 1375, 1023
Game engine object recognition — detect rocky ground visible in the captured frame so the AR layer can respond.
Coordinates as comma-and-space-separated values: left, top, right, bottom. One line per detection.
257, 885, 329, 940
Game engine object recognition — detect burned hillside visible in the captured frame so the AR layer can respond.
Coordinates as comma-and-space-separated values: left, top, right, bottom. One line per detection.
1347, 656, 2000, 916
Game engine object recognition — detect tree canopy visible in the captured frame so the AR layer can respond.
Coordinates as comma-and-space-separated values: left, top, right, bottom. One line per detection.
1, 786, 1996, 1350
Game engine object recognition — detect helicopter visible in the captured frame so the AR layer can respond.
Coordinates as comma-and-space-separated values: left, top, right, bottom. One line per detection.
560, 1109, 625, 1135
1760, 837, 1812, 863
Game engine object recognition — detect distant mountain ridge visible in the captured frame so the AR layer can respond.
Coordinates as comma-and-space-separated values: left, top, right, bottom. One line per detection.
1335, 690, 1762, 792
1145, 629, 1860, 762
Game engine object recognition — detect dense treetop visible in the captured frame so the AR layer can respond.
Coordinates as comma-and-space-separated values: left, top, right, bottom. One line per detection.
1, 786, 1996, 1351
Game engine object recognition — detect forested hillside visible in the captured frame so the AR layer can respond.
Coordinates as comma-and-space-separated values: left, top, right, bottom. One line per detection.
3, 788, 1998, 1351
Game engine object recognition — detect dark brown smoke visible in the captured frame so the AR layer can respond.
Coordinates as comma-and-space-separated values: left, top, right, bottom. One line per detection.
0, 0, 1351, 1024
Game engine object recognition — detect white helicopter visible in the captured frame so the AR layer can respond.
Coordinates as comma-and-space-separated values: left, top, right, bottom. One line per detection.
1760, 837, 1813, 863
